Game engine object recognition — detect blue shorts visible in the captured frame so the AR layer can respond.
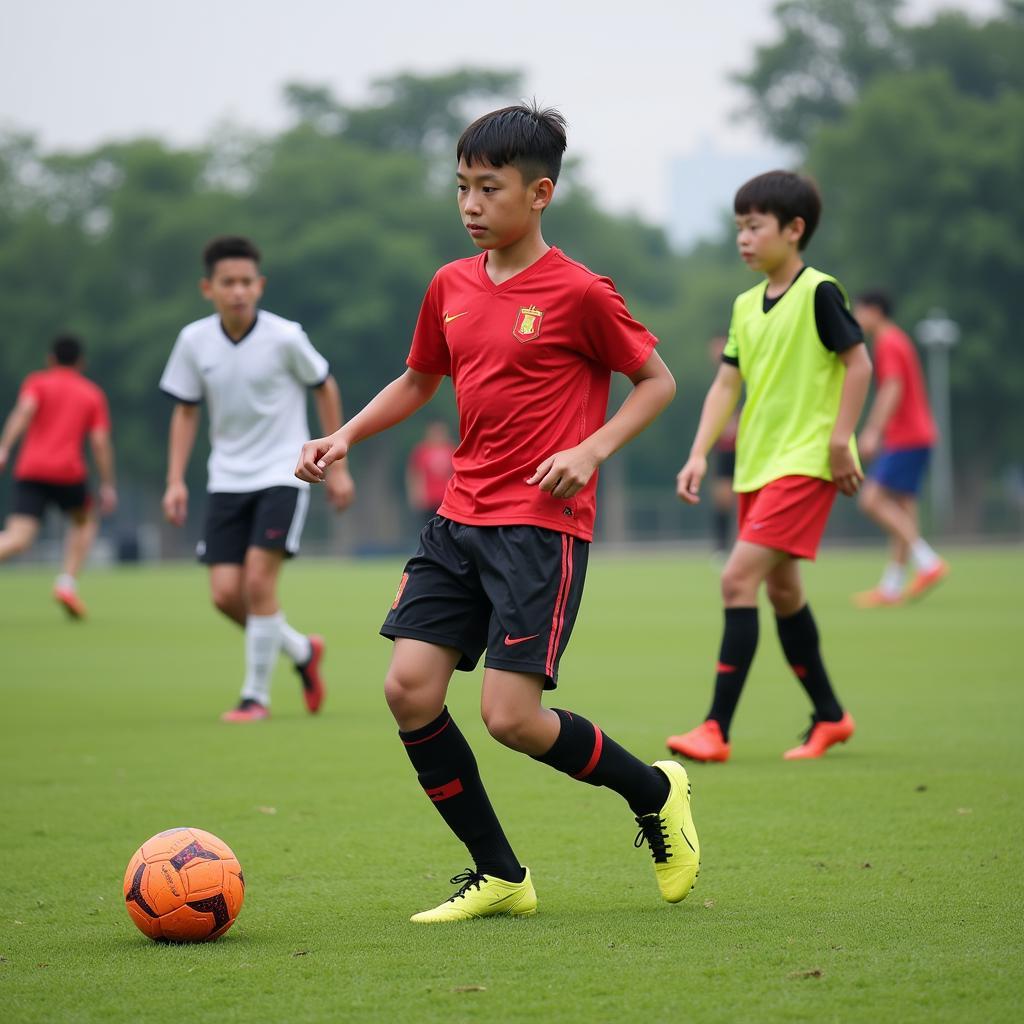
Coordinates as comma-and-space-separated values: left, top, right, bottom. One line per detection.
869, 446, 931, 496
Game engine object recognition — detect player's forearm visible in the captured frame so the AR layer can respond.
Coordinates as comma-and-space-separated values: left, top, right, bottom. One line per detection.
166, 405, 200, 484
0, 404, 32, 456
90, 432, 116, 487
313, 375, 344, 437
832, 348, 873, 446
336, 371, 441, 448
584, 372, 676, 464
689, 377, 742, 458
862, 378, 902, 437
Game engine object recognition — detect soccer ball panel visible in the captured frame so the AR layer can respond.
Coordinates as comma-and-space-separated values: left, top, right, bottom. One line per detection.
124, 897, 162, 939
141, 827, 194, 862
144, 860, 188, 916
189, 828, 237, 861
223, 867, 245, 918
181, 858, 225, 897
158, 903, 221, 943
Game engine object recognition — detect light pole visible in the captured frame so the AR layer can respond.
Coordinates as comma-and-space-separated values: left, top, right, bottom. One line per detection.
916, 310, 959, 534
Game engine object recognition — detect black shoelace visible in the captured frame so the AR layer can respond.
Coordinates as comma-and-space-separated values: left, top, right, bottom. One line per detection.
634, 814, 671, 864
446, 869, 487, 902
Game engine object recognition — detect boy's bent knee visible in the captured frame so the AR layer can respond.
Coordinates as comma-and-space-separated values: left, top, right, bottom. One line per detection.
481, 708, 536, 752
721, 565, 755, 605
211, 586, 242, 616
383, 671, 442, 726
767, 581, 802, 617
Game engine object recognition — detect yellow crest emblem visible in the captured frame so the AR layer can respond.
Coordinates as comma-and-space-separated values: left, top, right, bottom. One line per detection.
513, 305, 544, 342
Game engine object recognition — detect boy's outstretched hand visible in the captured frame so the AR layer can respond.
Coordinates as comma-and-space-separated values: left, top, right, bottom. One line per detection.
829, 441, 864, 496
527, 444, 599, 499
296, 434, 349, 484
676, 455, 706, 505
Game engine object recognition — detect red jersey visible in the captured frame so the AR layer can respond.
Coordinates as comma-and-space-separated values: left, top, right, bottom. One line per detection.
407, 247, 657, 541
408, 440, 456, 509
874, 326, 936, 449
14, 367, 110, 485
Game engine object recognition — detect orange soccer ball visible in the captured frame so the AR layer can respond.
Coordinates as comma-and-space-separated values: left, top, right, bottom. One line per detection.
123, 827, 245, 942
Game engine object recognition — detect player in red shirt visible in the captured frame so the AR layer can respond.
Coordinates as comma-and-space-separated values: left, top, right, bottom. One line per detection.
0, 335, 117, 617
405, 421, 456, 531
853, 291, 948, 605
296, 104, 697, 923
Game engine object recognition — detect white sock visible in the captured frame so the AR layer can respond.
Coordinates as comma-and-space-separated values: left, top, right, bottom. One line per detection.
279, 618, 312, 665
880, 562, 906, 598
910, 539, 940, 572
241, 613, 283, 707
55, 573, 76, 592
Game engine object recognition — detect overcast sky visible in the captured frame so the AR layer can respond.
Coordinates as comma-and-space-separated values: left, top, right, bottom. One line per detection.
1, 0, 1000, 222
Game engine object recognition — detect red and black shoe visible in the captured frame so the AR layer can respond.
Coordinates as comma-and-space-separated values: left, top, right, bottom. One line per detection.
54, 584, 87, 619
666, 719, 731, 763
783, 712, 855, 760
296, 634, 326, 714
221, 698, 270, 723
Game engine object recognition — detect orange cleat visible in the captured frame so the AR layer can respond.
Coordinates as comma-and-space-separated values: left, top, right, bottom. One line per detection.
221, 699, 269, 723
905, 560, 949, 602
666, 719, 731, 763
783, 712, 855, 760
296, 634, 326, 714
54, 585, 87, 619
852, 587, 902, 609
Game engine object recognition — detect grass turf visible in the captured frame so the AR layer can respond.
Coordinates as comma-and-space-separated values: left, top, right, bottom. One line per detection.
0, 547, 1021, 1023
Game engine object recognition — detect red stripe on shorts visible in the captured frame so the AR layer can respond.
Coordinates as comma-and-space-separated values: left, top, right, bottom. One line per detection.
546, 535, 572, 678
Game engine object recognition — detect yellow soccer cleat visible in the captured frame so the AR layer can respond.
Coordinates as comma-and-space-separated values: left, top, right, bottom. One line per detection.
635, 760, 700, 903
410, 868, 537, 923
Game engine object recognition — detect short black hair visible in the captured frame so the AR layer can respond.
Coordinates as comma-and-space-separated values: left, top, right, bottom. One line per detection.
734, 171, 822, 250
457, 103, 567, 184
52, 333, 83, 366
203, 235, 261, 278
855, 288, 893, 317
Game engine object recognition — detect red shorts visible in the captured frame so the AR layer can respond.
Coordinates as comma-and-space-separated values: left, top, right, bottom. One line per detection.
736, 475, 837, 560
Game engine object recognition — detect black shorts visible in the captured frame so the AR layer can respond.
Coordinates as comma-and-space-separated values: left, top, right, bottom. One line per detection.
713, 450, 736, 481
12, 479, 90, 520
198, 486, 309, 565
381, 517, 589, 689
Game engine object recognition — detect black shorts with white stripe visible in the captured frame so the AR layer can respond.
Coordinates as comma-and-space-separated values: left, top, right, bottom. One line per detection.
380, 516, 589, 689
197, 486, 310, 565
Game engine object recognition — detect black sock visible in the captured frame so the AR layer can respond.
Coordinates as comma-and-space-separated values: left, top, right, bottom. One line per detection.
707, 606, 759, 741
399, 707, 524, 882
533, 708, 669, 816
776, 604, 843, 722
712, 509, 731, 553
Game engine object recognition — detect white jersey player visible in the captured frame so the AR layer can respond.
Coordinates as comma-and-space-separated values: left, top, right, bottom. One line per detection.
160, 235, 355, 722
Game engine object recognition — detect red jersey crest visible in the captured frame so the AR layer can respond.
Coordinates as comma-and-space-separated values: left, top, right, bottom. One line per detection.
513, 305, 544, 342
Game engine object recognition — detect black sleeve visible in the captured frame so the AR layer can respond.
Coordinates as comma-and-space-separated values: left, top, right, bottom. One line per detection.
814, 282, 864, 354
722, 354, 739, 368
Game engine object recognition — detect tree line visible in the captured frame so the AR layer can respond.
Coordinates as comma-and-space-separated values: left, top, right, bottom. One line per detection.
1, 1, 1020, 540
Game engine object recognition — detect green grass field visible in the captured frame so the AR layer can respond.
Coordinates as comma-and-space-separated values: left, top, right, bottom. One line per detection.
1, 548, 1022, 1023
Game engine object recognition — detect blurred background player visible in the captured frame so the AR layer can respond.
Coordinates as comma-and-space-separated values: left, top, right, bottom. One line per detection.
0, 334, 117, 617
670, 171, 872, 763
160, 236, 355, 722
405, 420, 455, 533
706, 335, 739, 556
852, 289, 948, 606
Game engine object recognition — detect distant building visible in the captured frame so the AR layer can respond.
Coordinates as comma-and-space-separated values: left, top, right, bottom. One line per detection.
667, 139, 793, 249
